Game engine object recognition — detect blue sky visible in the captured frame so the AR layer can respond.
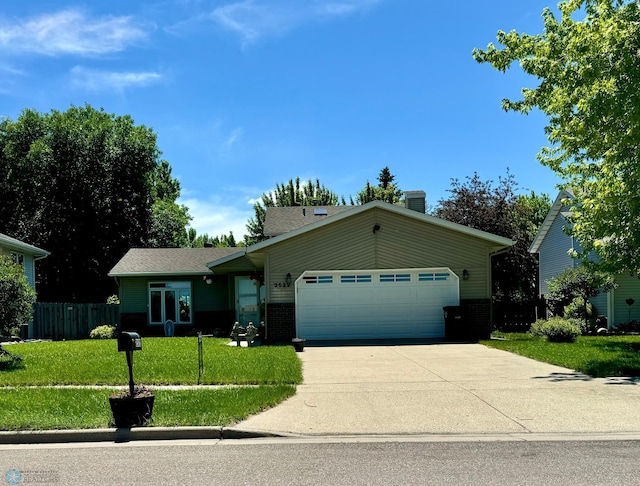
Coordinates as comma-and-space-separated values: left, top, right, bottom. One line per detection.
0, 1, 562, 239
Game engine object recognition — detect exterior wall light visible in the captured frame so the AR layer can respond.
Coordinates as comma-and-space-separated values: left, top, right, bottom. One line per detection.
462, 269, 469, 280
286, 273, 292, 286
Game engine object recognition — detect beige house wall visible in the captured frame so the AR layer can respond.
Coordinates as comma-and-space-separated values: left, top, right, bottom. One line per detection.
258, 207, 495, 304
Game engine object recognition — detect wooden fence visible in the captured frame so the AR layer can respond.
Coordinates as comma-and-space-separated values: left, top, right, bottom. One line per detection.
32, 303, 120, 341
493, 298, 547, 333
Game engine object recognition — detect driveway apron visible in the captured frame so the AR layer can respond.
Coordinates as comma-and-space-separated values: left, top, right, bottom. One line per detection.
235, 344, 640, 436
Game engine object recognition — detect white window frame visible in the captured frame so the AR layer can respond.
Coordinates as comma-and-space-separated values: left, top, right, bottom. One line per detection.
10, 252, 24, 266
148, 281, 192, 325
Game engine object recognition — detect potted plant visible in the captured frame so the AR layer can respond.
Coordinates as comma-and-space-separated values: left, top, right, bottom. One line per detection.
109, 385, 155, 428
292, 337, 306, 352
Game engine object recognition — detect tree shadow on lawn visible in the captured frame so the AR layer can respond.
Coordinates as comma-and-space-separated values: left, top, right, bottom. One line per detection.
0, 348, 25, 372
580, 338, 640, 379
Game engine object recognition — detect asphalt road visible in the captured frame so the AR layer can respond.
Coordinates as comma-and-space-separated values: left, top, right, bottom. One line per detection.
1, 437, 639, 485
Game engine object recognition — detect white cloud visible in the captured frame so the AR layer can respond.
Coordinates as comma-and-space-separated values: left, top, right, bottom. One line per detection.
180, 196, 253, 239
70, 66, 162, 92
0, 9, 148, 57
224, 127, 244, 150
210, 0, 382, 44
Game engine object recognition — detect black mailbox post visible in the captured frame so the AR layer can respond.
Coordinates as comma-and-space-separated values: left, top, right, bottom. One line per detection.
118, 332, 142, 397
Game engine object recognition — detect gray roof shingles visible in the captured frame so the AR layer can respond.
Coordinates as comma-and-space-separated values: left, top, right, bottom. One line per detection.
263, 206, 355, 236
108, 247, 242, 276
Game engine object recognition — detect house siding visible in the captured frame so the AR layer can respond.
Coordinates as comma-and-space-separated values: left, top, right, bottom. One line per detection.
538, 211, 576, 296
118, 275, 231, 320
610, 275, 640, 326
0, 247, 37, 289
262, 208, 494, 305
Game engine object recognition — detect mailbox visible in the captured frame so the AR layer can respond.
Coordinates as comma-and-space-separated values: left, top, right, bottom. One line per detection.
118, 331, 142, 352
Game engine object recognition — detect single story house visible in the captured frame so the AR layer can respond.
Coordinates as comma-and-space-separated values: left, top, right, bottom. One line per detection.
529, 190, 640, 327
0, 232, 49, 292
110, 193, 513, 341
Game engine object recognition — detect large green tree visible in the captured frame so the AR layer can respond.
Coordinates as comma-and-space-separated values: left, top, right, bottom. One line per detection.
0, 104, 187, 302
245, 177, 341, 244
433, 171, 551, 304
473, 0, 640, 274
354, 166, 403, 205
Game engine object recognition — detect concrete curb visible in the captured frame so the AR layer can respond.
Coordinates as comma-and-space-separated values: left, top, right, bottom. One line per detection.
0, 427, 284, 445
3, 428, 640, 445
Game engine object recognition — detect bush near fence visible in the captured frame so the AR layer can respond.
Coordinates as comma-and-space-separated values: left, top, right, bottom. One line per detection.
32, 303, 120, 341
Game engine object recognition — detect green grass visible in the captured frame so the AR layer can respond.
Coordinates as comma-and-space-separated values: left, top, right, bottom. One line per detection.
0, 386, 296, 430
0, 338, 303, 386
482, 333, 640, 377
0, 338, 302, 430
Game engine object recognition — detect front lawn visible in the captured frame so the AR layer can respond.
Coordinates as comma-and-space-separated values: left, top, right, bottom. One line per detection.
0, 386, 296, 430
0, 338, 302, 430
481, 333, 640, 377
0, 337, 303, 385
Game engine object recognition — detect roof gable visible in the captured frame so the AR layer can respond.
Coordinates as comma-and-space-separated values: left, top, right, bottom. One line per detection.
529, 190, 574, 254
109, 247, 241, 276
218, 201, 514, 262
0, 232, 49, 258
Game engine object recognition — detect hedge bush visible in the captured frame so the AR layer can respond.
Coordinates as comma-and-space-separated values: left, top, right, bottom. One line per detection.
89, 325, 117, 339
530, 317, 581, 343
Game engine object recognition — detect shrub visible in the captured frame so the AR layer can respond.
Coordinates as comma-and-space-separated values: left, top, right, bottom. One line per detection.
564, 297, 593, 320
614, 320, 640, 334
0, 255, 36, 338
89, 325, 117, 339
106, 294, 120, 305
530, 317, 581, 343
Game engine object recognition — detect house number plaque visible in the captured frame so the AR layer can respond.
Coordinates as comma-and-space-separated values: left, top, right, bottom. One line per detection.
273, 282, 291, 288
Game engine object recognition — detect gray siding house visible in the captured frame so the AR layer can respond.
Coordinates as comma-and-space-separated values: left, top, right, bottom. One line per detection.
529, 191, 640, 327
0, 232, 49, 292
111, 195, 513, 341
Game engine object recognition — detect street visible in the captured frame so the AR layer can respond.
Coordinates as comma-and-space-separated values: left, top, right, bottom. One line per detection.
1, 437, 639, 485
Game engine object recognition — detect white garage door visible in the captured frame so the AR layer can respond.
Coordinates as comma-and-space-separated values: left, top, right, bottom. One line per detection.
295, 268, 459, 340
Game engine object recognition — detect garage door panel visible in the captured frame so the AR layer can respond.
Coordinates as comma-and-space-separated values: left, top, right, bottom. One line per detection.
295, 268, 459, 340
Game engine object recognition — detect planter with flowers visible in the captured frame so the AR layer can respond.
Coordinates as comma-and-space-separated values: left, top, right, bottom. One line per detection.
109, 385, 155, 428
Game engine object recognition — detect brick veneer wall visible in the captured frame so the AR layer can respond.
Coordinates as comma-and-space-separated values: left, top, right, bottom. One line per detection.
266, 303, 296, 342
460, 298, 492, 340
264, 299, 491, 342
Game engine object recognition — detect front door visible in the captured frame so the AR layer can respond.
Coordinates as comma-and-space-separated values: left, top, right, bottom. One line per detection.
235, 276, 260, 326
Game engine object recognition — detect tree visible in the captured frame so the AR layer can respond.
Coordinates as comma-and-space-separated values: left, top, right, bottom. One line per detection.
0, 104, 187, 302
189, 231, 240, 248
245, 178, 341, 244
473, 0, 640, 275
433, 171, 551, 304
547, 266, 616, 330
0, 255, 36, 337
148, 199, 191, 248
354, 166, 403, 205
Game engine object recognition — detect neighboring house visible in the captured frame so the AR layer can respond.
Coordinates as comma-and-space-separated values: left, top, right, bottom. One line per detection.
529, 191, 640, 328
0, 232, 49, 292
110, 193, 513, 341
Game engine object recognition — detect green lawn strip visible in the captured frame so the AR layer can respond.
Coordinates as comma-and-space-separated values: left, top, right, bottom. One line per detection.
481, 334, 640, 377
0, 338, 302, 386
0, 386, 296, 430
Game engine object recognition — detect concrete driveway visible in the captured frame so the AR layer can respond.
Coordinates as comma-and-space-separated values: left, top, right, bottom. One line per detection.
235, 343, 640, 437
